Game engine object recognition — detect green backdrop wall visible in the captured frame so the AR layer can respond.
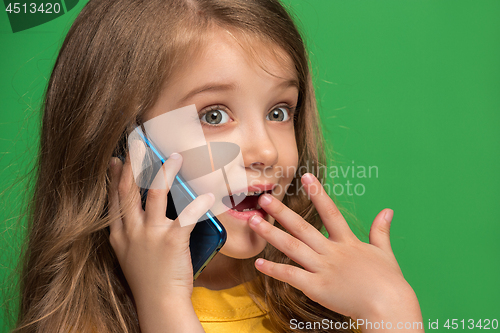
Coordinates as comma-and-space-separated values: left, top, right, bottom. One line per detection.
1, 0, 499, 331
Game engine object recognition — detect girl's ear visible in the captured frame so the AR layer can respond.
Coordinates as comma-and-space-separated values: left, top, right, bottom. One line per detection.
113, 129, 129, 162
116, 155, 126, 163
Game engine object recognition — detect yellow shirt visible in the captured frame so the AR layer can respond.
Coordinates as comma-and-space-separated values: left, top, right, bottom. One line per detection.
191, 282, 274, 333
192, 283, 362, 333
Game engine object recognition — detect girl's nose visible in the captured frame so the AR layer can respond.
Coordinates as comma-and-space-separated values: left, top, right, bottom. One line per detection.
241, 127, 279, 170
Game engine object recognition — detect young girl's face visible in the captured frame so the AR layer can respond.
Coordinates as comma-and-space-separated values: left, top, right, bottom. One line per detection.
145, 29, 299, 259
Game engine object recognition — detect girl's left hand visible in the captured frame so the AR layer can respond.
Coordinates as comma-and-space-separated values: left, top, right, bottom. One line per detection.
248, 173, 424, 331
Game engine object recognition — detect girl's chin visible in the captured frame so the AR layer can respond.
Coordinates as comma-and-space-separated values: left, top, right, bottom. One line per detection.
218, 241, 266, 259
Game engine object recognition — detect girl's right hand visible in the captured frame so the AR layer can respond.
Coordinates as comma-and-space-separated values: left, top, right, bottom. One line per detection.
108, 154, 213, 331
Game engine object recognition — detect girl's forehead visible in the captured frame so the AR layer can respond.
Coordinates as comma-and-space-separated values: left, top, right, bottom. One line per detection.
171, 27, 298, 86
144, 27, 300, 121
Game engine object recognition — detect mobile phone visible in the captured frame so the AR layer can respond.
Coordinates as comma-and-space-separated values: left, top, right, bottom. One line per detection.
132, 128, 227, 280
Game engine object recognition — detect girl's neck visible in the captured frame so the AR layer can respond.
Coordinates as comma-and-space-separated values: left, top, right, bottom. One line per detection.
193, 254, 251, 290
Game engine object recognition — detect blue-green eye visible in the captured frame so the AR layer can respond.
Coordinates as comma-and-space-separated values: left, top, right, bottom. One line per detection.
201, 109, 230, 125
266, 107, 290, 122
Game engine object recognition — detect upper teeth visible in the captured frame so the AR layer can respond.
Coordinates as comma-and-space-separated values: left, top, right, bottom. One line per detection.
247, 190, 265, 196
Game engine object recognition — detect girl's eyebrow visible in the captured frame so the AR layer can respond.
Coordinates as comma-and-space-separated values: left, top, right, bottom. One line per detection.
179, 78, 299, 104
179, 82, 237, 104
282, 78, 300, 91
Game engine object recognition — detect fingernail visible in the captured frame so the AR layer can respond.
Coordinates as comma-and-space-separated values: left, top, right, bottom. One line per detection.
302, 173, 314, 185
384, 209, 394, 222
207, 193, 215, 199
255, 258, 264, 266
249, 214, 262, 226
259, 194, 272, 206
169, 152, 181, 160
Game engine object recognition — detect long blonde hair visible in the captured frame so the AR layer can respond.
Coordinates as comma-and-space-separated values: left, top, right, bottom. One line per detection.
15, 0, 355, 332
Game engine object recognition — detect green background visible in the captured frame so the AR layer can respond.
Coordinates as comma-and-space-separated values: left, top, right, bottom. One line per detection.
1, 0, 499, 331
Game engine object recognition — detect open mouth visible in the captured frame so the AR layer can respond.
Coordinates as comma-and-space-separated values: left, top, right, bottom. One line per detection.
222, 190, 272, 212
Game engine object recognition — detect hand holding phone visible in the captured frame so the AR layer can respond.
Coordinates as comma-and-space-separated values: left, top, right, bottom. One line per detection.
132, 127, 227, 280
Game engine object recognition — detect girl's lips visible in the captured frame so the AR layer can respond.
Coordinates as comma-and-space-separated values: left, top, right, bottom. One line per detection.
224, 207, 267, 221
230, 183, 277, 196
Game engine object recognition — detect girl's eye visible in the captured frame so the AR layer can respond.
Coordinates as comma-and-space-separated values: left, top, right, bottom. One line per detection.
200, 108, 230, 125
266, 107, 290, 122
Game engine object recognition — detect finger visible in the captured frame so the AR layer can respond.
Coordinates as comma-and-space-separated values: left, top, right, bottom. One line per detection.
249, 215, 322, 271
118, 154, 144, 231
175, 193, 215, 229
369, 208, 395, 255
108, 157, 124, 237
145, 153, 182, 221
254, 258, 314, 293
257, 194, 329, 254
301, 173, 355, 242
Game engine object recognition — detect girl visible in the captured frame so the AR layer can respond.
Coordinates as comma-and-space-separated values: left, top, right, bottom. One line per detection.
15, 0, 424, 332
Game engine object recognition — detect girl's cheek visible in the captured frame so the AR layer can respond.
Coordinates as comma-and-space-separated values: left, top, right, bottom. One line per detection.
283, 143, 299, 177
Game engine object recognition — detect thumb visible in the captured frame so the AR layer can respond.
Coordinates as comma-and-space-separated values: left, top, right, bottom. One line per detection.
369, 208, 394, 255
